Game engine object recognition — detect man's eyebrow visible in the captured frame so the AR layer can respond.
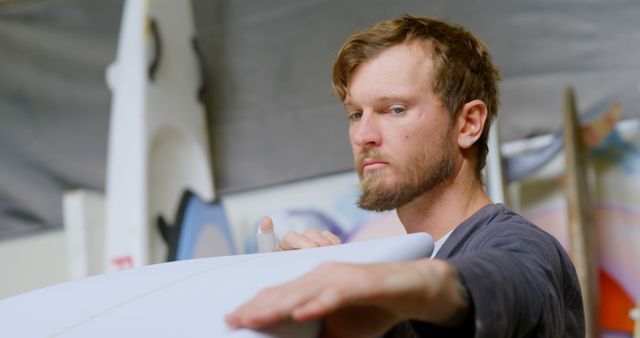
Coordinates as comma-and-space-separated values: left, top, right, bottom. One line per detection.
343, 99, 358, 111
343, 98, 354, 106
376, 95, 412, 103
344, 96, 413, 107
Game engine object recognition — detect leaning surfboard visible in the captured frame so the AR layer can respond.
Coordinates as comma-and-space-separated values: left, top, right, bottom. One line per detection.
104, 0, 214, 271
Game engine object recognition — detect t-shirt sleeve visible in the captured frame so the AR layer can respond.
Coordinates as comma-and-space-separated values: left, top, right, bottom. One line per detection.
443, 224, 582, 338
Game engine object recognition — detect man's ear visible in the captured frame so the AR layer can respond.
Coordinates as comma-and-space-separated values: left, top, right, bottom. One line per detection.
456, 100, 488, 149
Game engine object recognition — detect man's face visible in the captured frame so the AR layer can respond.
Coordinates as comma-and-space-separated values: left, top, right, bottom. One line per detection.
344, 42, 456, 211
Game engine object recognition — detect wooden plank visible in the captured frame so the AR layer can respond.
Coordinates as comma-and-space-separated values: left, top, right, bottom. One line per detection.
563, 86, 600, 338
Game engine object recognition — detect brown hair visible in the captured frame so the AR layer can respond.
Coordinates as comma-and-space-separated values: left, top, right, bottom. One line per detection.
332, 15, 500, 178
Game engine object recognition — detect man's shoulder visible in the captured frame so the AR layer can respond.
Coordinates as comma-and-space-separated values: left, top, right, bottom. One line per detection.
441, 203, 565, 257
460, 203, 540, 235
441, 204, 585, 338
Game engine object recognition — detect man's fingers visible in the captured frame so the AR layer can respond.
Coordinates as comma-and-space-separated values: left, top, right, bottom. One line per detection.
279, 231, 320, 250
227, 286, 293, 328
304, 229, 333, 246
292, 287, 345, 321
227, 278, 323, 329
259, 217, 274, 232
226, 304, 278, 328
257, 217, 278, 253
277, 229, 342, 251
226, 262, 390, 334
303, 229, 342, 247
321, 230, 342, 245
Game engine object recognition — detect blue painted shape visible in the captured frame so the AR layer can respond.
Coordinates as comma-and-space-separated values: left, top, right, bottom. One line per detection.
176, 194, 235, 260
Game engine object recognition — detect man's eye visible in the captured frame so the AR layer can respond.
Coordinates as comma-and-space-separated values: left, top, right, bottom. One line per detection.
390, 107, 406, 114
349, 112, 363, 120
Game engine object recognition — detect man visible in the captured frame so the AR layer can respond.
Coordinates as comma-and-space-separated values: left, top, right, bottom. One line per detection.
226, 15, 585, 337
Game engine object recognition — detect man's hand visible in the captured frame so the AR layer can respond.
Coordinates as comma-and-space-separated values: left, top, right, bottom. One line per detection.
257, 216, 341, 251
278, 228, 342, 251
225, 259, 469, 338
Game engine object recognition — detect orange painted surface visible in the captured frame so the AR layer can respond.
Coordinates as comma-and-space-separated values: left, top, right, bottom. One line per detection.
600, 269, 634, 333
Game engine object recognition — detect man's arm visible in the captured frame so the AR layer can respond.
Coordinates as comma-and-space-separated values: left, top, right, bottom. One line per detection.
225, 259, 470, 338
430, 222, 585, 338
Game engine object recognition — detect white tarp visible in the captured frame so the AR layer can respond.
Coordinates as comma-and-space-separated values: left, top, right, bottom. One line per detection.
1, 0, 639, 238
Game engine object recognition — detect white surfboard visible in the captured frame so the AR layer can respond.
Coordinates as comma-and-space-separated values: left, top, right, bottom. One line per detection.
104, 0, 214, 271
0, 234, 433, 338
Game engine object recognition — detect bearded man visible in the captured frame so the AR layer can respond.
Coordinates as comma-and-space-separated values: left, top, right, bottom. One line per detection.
227, 15, 585, 338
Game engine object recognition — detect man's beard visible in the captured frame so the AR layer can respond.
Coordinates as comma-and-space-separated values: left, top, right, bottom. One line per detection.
356, 140, 454, 212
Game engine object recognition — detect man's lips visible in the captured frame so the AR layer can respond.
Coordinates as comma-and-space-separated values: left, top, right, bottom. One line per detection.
361, 158, 388, 170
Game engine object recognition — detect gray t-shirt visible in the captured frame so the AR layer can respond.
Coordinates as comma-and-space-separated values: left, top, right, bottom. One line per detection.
386, 204, 585, 337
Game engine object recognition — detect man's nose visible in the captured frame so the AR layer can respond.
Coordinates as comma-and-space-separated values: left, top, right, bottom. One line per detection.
351, 113, 382, 148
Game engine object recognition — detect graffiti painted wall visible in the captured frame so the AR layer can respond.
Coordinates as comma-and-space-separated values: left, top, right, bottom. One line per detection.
508, 118, 640, 337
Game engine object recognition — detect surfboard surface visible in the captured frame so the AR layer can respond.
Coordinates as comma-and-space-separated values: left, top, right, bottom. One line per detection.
0, 233, 433, 338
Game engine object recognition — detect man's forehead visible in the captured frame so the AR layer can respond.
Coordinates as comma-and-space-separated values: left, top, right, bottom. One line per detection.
343, 42, 436, 106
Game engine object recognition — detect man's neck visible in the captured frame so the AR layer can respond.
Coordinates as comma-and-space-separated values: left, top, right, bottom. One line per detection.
396, 164, 492, 241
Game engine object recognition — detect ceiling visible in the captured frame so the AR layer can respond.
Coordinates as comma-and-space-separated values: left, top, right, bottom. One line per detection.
1, 0, 639, 238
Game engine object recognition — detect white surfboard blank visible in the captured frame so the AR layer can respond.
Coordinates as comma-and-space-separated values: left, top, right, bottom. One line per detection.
0, 233, 433, 338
